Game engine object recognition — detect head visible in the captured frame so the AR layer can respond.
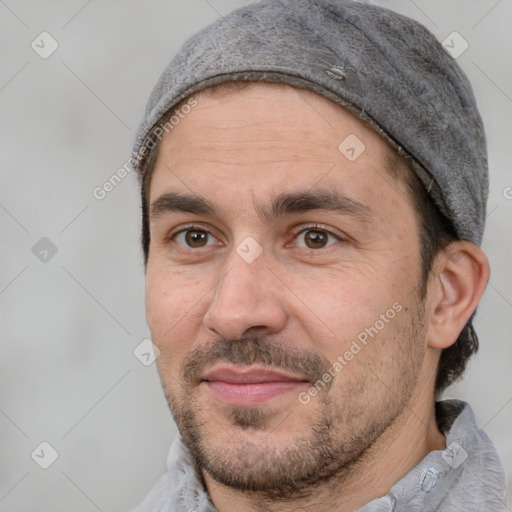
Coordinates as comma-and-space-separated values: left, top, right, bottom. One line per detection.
141, 81, 488, 496
132, 0, 490, 500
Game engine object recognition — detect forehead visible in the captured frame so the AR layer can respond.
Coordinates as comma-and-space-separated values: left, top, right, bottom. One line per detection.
148, 83, 402, 212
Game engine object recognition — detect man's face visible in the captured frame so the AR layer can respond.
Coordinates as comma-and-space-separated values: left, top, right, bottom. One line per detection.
145, 84, 431, 495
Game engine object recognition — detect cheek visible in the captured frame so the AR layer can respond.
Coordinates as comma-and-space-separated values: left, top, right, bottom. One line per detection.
289, 265, 407, 347
145, 268, 171, 333
145, 266, 207, 362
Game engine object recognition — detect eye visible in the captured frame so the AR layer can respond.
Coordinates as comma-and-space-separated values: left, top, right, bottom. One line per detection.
172, 227, 220, 249
293, 227, 341, 249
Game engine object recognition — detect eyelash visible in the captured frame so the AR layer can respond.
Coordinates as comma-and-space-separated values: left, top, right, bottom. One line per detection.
166, 223, 344, 251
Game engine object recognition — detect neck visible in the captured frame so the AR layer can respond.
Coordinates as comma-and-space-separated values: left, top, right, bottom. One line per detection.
203, 378, 446, 512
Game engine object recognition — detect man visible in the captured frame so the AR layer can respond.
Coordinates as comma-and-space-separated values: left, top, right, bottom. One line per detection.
129, 0, 507, 510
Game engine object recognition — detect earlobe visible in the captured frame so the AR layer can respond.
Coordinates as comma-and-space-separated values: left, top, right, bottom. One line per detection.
427, 241, 490, 350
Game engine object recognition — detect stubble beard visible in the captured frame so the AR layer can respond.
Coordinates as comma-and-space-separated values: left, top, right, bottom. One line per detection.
160, 298, 426, 501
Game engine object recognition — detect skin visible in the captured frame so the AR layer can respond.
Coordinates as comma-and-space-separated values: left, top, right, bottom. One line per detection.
145, 83, 489, 512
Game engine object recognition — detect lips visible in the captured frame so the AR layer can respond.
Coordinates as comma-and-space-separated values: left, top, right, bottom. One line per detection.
202, 366, 309, 406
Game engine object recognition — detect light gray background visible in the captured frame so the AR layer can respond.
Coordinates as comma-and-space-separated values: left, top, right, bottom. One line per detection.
0, 0, 511, 510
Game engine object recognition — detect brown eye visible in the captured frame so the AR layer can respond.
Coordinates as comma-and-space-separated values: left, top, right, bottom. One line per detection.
304, 230, 328, 248
295, 228, 339, 249
174, 229, 217, 249
185, 230, 208, 248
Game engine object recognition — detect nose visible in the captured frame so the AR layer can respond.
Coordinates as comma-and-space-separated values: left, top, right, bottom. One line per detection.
203, 246, 288, 340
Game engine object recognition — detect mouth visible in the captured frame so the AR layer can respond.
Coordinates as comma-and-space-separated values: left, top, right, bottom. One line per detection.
201, 366, 310, 407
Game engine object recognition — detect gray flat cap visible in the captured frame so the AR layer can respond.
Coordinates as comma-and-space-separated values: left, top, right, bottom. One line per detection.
132, 0, 488, 246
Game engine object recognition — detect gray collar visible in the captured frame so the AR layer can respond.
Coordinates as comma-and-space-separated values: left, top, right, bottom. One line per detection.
359, 400, 507, 511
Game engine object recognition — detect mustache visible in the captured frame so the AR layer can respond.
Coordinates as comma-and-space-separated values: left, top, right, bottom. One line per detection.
182, 336, 330, 386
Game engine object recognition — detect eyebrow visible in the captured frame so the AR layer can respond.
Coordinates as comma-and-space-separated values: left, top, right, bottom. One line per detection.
150, 189, 373, 224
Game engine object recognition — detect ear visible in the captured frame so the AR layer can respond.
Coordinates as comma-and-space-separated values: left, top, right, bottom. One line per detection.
426, 241, 490, 350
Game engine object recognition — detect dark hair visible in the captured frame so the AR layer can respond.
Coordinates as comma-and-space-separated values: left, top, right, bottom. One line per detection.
139, 82, 477, 397
385, 153, 478, 397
